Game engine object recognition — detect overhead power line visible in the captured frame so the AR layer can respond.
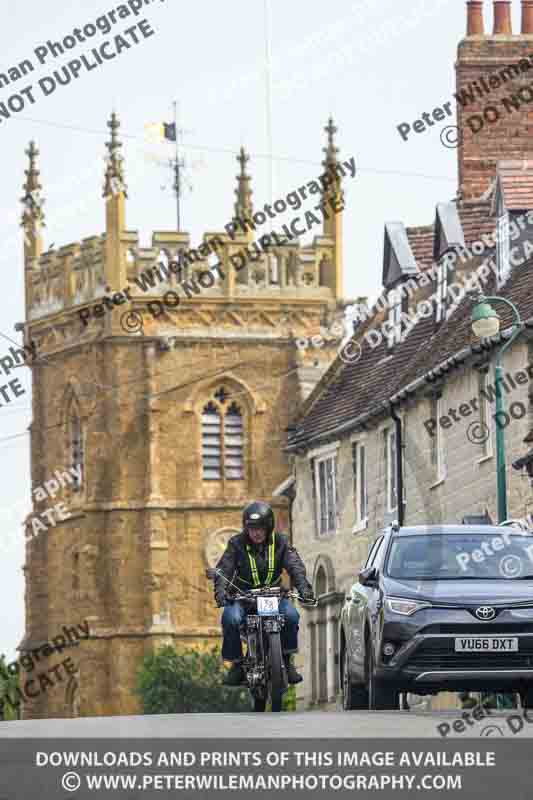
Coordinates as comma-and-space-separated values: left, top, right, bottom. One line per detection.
13, 115, 455, 182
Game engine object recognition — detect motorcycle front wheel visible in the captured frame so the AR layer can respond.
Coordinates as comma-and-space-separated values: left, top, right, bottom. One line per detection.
253, 695, 267, 712
268, 631, 283, 712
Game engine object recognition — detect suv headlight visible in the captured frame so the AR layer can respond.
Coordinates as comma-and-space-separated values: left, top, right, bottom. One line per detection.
386, 597, 432, 616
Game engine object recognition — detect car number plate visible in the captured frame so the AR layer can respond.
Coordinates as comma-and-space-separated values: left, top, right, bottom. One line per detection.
454, 637, 518, 652
257, 597, 279, 616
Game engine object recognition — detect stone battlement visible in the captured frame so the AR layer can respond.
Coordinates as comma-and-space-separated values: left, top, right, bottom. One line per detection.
26, 227, 338, 322
21, 113, 344, 328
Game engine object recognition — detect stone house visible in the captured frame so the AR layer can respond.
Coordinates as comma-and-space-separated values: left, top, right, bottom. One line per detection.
286, 0, 533, 709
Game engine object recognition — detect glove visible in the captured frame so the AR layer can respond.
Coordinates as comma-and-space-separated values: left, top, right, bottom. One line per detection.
300, 587, 316, 603
215, 592, 227, 608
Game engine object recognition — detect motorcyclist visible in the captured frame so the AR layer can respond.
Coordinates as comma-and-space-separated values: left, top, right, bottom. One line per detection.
214, 500, 315, 687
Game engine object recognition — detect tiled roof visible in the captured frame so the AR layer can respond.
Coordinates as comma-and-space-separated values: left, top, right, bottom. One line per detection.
406, 225, 433, 269
288, 229, 533, 451
404, 201, 494, 274
457, 201, 495, 243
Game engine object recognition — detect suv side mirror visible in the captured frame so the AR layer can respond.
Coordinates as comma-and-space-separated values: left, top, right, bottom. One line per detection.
359, 566, 378, 588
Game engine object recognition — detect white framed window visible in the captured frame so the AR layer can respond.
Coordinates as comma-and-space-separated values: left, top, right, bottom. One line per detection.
430, 395, 447, 482
387, 288, 402, 348
496, 211, 510, 288
384, 428, 397, 513
313, 452, 338, 537
478, 370, 493, 460
352, 441, 368, 529
436, 260, 448, 323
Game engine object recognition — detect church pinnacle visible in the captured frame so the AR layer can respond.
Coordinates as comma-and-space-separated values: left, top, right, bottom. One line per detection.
103, 111, 127, 198
320, 117, 343, 295
322, 116, 340, 173
103, 111, 127, 291
21, 140, 45, 261
321, 115, 344, 208
21, 141, 45, 230
234, 146, 253, 221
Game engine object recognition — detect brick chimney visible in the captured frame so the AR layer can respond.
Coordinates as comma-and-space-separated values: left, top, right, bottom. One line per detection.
456, 0, 533, 200
467, 0, 484, 35
493, 0, 512, 33
522, 0, 533, 32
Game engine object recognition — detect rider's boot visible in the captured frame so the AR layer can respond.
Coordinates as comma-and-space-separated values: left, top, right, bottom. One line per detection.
284, 654, 303, 684
223, 661, 245, 686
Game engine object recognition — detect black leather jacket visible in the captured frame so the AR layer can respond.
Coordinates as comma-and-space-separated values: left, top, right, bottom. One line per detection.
214, 530, 312, 598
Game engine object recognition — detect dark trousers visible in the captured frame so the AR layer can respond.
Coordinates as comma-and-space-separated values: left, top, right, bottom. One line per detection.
221, 598, 300, 661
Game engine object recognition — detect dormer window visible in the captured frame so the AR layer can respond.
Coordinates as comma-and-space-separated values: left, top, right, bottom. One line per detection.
432, 203, 465, 322
496, 210, 510, 288
436, 258, 448, 324
387, 289, 402, 348
382, 222, 419, 348
491, 166, 519, 288
387, 286, 411, 348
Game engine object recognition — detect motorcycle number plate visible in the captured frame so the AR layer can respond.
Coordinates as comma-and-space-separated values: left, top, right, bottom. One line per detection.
257, 596, 279, 616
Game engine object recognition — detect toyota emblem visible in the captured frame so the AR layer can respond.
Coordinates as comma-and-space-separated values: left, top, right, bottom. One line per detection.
475, 606, 496, 621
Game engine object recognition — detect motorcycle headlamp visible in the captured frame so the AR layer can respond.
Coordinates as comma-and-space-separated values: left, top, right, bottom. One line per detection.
386, 597, 432, 616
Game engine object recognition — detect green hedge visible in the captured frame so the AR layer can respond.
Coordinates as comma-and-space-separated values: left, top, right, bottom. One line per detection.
136, 645, 297, 714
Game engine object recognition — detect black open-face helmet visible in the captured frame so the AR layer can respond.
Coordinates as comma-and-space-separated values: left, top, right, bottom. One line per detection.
242, 501, 275, 538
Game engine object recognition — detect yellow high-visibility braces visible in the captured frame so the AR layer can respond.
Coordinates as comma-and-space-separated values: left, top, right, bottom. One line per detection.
246, 533, 276, 587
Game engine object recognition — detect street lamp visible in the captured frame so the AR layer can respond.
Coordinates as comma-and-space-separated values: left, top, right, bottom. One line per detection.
471, 301, 500, 338
470, 294, 523, 522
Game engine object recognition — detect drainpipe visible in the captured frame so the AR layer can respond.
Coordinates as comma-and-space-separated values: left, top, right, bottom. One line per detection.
390, 404, 405, 526
287, 483, 295, 546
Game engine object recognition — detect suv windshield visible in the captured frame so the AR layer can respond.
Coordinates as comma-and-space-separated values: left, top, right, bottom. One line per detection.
386, 531, 533, 580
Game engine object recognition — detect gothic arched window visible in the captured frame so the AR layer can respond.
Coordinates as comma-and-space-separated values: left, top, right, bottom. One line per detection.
69, 405, 84, 491
224, 402, 244, 479
201, 389, 244, 481
202, 401, 222, 480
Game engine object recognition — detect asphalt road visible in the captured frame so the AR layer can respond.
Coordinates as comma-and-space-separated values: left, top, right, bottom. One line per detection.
1, 709, 533, 738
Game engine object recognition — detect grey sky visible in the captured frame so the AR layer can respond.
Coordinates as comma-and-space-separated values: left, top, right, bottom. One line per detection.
0, 0, 488, 660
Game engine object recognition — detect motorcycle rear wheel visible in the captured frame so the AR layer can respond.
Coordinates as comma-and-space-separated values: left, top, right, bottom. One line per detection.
268, 632, 283, 712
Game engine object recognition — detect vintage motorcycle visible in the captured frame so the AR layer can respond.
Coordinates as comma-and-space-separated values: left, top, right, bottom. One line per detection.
206, 567, 316, 712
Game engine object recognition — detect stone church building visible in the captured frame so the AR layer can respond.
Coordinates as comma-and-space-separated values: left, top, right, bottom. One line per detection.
18, 116, 354, 717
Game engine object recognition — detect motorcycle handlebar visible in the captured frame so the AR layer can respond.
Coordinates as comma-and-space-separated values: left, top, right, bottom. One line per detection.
207, 566, 318, 607
223, 590, 318, 607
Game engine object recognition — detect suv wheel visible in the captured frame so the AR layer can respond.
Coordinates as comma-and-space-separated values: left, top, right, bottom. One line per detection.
342, 647, 368, 710
367, 645, 399, 711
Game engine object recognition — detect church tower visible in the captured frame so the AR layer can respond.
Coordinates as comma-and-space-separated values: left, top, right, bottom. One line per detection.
19, 115, 349, 717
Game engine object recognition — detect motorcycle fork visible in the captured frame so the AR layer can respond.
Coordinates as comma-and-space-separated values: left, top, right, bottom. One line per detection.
247, 629, 257, 662
258, 617, 266, 665
243, 618, 264, 667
